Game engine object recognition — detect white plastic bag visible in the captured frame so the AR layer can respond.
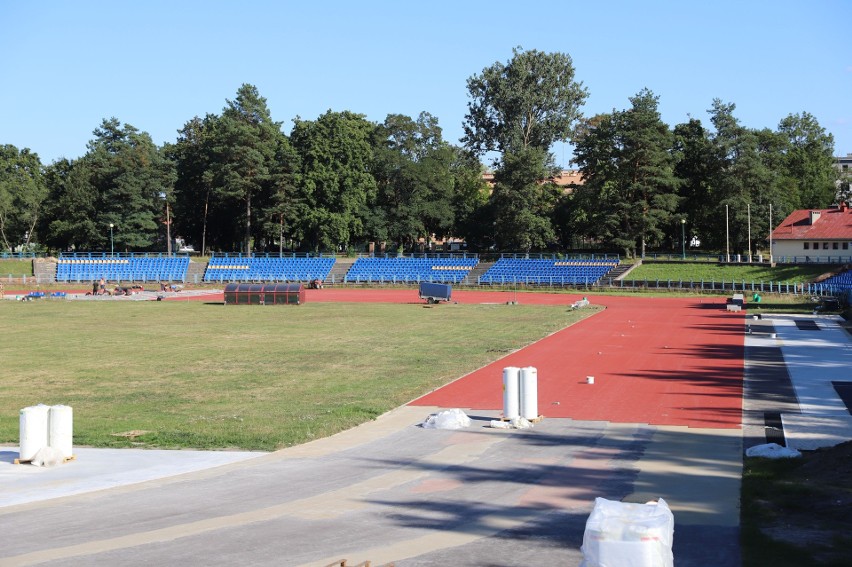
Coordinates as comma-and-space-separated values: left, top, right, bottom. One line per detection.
489, 416, 533, 429
30, 446, 66, 467
580, 497, 674, 567
422, 408, 471, 430
745, 443, 801, 459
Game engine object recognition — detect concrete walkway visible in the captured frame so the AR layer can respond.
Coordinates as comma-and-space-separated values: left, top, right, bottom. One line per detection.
0, 406, 740, 567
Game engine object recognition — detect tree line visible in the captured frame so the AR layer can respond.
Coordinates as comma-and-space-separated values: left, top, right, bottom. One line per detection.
1, 48, 844, 258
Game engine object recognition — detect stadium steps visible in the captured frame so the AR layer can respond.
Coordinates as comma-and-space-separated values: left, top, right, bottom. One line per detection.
327, 258, 355, 285
607, 262, 637, 281
34, 258, 57, 284
185, 260, 207, 284
466, 261, 493, 285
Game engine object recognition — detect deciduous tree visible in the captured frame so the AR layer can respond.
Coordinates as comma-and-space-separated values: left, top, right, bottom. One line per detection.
0, 145, 47, 252
290, 110, 378, 252
776, 111, 837, 209
462, 47, 588, 251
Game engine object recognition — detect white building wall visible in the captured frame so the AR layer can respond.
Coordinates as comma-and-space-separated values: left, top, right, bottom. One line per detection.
772, 239, 852, 262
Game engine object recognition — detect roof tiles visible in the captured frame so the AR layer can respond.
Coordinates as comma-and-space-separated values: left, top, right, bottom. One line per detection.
772, 207, 852, 240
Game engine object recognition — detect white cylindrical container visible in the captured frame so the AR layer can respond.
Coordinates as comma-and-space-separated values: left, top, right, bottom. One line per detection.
520, 366, 538, 420
49, 405, 73, 459
502, 367, 521, 419
19, 404, 50, 461
587, 376, 595, 384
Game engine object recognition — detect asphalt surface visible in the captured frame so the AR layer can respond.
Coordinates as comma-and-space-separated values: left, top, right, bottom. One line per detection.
0, 311, 849, 566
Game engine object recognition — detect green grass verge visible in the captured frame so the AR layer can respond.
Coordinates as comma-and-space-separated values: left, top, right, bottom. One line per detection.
0, 300, 596, 450
0, 259, 34, 277
628, 262, 834, 284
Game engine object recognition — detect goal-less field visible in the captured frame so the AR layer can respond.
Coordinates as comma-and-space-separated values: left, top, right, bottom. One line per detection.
0, 300, 597, 451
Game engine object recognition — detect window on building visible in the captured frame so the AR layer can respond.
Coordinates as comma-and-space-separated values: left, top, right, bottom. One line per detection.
803, 242, 810, 250
823, 242, 829, 250
844, 242, 849, 250
833, 242, 839, 249
814, 242, 820, 249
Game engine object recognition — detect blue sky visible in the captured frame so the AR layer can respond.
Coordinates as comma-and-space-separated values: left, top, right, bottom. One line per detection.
2, 0, 850, 167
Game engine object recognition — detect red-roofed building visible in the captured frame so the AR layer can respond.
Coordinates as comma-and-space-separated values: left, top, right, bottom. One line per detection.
771, 203, 852, 262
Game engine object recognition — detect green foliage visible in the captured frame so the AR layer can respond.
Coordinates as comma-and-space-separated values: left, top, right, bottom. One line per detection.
462, 47, 588, 252
573, 89, 680, 258
709, 101, 782, 255
777, 111, 837, 209
463, 46, 588, 156
372, 112, 456, 249
209, 84, 288, 254
0, 145, 47, 252
169, 115, 217, 254
491, 146, 561, 250
40, 157, 98, 251
673, 118, 715, 248
13, 66, 843, 257
39, 119, 173, 252
290, 110, 378, 251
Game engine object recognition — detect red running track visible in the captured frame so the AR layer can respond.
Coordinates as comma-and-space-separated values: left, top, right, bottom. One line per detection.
409, 292, 745, 429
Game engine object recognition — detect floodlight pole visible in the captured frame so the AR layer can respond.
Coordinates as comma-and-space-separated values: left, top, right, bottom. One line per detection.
747, 203, 752, 262
725, 205, 730, 263
681, 219, 686, 260
109, 223, 114, 257
769, 204, 773, 264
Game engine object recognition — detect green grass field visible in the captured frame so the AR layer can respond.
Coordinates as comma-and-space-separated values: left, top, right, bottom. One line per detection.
628, 262, 833, 283
0, 299, 596, 450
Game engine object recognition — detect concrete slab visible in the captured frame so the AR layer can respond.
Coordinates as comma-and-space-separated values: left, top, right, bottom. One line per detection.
762, 314, 852, 450
0, 447, 266, 508
781, 414, 852, 450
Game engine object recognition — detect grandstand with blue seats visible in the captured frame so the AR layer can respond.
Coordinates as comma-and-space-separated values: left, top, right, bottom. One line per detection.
56, 254, 190, 282
818, 268, 852, 292
343, 256, 478, 283
478, 257, 619, 285
203, 255, 335, 283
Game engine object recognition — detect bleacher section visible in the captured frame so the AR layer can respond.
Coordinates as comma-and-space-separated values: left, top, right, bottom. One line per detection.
56, 255, 190, 282
203, 256, 335, 283
343, 256, 478, 284
819, 269, 852, 291
478, 258, 619, 285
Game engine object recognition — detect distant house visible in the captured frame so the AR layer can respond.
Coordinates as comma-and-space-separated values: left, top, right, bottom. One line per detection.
771, 203, 852, 262
836, 153, 852, 176
482, 169, 583, 193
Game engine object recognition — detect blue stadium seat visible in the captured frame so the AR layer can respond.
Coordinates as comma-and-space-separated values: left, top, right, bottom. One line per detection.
343, 256, 478, 283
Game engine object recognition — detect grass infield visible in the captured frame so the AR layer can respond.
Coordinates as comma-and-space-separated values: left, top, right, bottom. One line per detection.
0, 299, 596, 451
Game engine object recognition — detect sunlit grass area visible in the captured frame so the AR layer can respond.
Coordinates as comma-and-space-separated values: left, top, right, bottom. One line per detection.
628, 262, 832, 283
0, 299, 597, 450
